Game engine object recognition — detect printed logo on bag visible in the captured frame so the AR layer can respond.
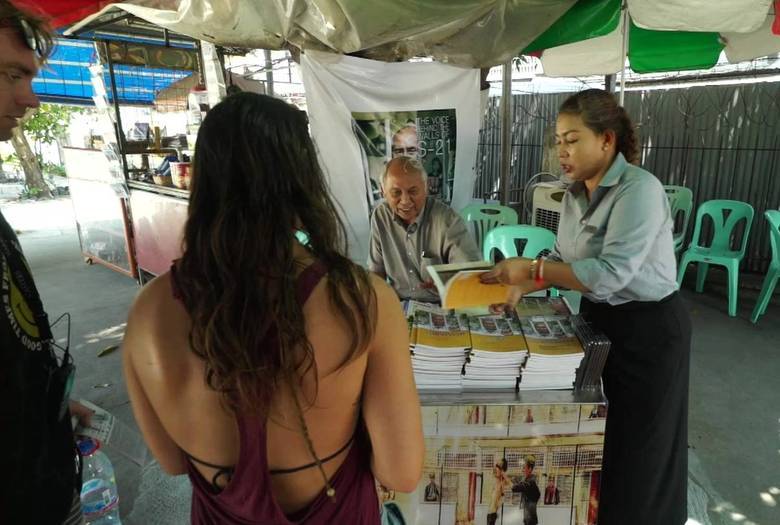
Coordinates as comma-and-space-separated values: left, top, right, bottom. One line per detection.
1, 259, 43, 351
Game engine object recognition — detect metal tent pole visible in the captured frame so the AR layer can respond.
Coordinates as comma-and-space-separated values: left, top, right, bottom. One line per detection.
264, 49, 274, 96
619, 2, 630, 105
500, 60, 512, 205
605, 74, 616, 93
103, 40, 128, 181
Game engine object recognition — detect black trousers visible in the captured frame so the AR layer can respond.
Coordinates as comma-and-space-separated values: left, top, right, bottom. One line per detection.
581, 292, 691, 525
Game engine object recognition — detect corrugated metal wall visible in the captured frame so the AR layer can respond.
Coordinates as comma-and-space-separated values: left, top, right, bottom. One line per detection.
475, 84, 780, 274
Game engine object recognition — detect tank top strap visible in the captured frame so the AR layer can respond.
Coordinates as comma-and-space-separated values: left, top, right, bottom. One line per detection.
295, 261, 328, 305
169, 261, 184, 300
170, 260, 327, 304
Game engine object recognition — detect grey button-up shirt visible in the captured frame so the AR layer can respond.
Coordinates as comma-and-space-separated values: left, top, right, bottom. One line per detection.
548, 153, 678, 305
368, 197, 481, 301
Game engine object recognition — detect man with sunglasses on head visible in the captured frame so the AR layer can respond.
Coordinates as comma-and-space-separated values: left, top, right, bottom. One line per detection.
0, 2, 92, 523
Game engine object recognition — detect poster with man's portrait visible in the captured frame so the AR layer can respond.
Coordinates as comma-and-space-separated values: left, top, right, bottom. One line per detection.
353, 109, 457, 203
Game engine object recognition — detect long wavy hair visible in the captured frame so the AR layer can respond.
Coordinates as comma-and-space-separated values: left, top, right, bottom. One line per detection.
559, 89, 640, 165
176, 92, 376, 414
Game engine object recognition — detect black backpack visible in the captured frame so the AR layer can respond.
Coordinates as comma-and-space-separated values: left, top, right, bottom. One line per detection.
0, 213, 80, 524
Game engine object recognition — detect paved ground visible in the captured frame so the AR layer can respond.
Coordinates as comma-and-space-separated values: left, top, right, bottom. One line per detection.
3, 198, 779, 525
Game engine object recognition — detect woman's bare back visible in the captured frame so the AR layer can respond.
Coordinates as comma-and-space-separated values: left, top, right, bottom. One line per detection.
126, 262, 369, 513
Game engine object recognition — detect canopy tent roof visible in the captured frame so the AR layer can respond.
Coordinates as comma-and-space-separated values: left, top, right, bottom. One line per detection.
62, 1, 579, 68
526, 0, 780, 76
53, 0, 780, 73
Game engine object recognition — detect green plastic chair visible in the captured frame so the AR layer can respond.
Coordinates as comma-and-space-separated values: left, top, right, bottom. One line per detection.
664, 185, 694, 253
750, 210, 780, 323
483, 224, 556, 262
677, 199, 755, 317
460, 203, 518, 250
482, 224, 561, 299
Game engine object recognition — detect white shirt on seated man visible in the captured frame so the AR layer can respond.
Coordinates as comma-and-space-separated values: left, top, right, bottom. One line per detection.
368, 156, 480, 302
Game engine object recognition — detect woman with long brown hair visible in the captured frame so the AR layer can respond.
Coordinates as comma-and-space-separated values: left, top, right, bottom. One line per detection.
483, 89, 691, 525
123, 92, 423, 523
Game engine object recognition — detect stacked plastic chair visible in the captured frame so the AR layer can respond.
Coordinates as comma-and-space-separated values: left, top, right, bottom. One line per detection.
482, 224, 569, 304
664, 185, 694, 254
482, 224, 556, 262
677, 200, 754, 317
750, 210, 780, 323
460, 203, 518, 251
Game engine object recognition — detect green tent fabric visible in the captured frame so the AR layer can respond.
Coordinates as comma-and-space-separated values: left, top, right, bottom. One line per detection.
525, 0, 748, 75
523, 0, 620, 54
629, 23, 724, 73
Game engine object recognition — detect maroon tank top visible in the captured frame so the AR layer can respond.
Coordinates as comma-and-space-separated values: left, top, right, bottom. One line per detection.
170, 262, 380, 524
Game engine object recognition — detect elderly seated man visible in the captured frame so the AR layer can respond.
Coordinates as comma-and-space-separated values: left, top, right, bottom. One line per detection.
368, 156, 480, 301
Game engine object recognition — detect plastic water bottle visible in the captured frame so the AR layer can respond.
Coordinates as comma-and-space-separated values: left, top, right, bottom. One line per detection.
78, 437, 122, 524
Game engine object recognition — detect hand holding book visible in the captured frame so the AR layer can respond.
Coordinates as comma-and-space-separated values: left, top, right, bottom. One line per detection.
482, 256, 591, 295
479, 257, 534, 286
480, 257, 546, 311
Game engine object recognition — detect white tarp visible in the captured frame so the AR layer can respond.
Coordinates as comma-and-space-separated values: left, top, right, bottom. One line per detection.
301, 51, 480, 263
628, 0, 772, 34
66, 0, 577, 68
724, 14, 780, 63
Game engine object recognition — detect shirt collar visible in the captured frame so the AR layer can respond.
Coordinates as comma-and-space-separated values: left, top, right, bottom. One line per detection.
568, 152, 628, 195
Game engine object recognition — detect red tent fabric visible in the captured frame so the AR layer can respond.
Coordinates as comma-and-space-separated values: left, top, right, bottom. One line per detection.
773, 0, 780, 36
12, 1, 115, 28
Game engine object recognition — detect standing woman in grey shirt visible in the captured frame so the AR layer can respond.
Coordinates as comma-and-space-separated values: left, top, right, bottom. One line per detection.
483, 89, 691, 525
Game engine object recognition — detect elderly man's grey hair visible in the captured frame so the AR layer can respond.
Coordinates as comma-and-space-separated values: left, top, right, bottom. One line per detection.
381, 156, 428, 187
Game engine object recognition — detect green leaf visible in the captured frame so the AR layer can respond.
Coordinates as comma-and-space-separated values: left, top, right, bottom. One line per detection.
23, 103, 85, 145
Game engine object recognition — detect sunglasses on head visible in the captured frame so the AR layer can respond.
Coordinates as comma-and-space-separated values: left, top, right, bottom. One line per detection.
0, 16, 46, 57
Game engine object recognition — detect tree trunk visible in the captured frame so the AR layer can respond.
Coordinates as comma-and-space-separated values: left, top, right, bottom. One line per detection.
10, 125, 52, 199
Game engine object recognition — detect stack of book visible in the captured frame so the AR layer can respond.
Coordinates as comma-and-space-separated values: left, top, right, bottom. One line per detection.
463, 315, 527, 391
514, 296, 571, 317
517, 315, 585, 390
407, 302, 470, 391
402, 296, 609, 393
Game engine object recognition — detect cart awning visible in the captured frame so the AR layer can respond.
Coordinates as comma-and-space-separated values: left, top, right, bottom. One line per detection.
34, 38, 192, 106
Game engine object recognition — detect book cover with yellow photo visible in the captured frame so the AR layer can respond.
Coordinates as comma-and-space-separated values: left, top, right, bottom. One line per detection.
519, 316, 584, 357
412, 304, 471, 350
468, 315, 528, 353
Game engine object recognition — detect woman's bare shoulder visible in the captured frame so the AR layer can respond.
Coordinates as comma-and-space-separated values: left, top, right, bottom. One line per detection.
125, 272, 189, 362
127, 272, 175, 325
367, 272, 399, 305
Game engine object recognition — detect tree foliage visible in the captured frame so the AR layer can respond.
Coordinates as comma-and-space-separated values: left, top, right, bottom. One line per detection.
23, 103, 85, 148
9, 104, 84, 199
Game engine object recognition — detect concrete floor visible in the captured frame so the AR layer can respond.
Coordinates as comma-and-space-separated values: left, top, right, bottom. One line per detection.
3, 198, 779, 525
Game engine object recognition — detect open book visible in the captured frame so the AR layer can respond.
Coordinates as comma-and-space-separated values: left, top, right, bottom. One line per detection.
426, 261, 510, 309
